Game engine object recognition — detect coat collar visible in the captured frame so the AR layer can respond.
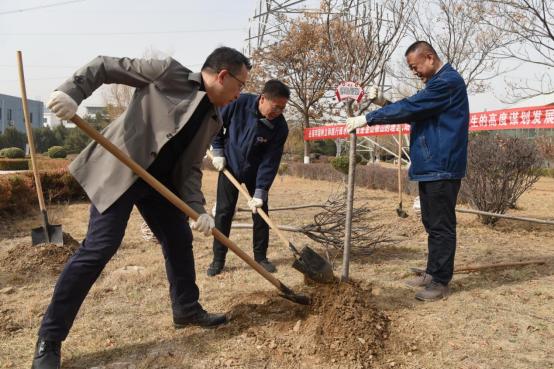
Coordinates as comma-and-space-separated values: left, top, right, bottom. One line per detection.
243, 93, 262, 117
427, 63, 450, 85
188, 72, 202, 84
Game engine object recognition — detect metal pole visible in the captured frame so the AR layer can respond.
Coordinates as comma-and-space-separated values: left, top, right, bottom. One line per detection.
341, 131, 357, 281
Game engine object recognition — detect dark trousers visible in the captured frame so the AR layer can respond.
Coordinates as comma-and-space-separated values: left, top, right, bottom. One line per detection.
418, 179, 461, 285
212, 173, 269, 262
38, 179, 199, 341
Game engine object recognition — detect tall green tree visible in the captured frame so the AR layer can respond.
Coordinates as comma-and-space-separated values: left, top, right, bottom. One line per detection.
0, 127, 26, 150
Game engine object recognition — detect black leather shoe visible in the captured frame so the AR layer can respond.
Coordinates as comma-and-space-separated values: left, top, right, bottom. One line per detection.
206, 261, 225, 277
257, 259, 276, 273
174, 306, 227, 328
31, 338, 61, 369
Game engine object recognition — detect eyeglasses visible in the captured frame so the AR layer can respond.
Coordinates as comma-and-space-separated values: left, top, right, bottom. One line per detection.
227, 70, 246, 91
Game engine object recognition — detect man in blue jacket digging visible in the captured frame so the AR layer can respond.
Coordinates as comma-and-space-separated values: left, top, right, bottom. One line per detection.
208, 79, 290, 276
347, 41, 469, 302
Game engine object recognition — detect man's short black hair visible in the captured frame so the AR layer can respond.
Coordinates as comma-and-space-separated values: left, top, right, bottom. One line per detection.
262, 79, 290, 100
405, 41, 439, 57
202, 46, 252, 75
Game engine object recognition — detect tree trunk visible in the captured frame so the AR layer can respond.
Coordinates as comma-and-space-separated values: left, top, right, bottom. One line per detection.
303, 111, 311, 164
335, 139, 342, 156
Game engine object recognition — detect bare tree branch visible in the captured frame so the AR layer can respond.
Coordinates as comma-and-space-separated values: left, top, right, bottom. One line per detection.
485, 0, 554, 100
406, 0, 512, 94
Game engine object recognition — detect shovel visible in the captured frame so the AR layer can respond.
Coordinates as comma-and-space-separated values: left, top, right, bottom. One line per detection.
17, 51, 63, 245
396, 128, 408, 218
69, 114, 310, 305
206, 151, 335, 284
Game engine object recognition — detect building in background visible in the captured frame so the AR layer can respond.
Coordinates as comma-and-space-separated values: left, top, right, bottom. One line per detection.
0, 93, 44, 133
85, 105, 106, 117
43, 109, 75, 128
497, 93, 554, 140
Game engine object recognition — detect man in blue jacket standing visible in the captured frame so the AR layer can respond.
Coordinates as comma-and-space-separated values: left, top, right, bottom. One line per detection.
208, 79, 290, 276
347, 41, 469, 301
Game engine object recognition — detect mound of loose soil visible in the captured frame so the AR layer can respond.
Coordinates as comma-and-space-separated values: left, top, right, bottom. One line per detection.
0, 308, 23, 336
0, 232, 79, 284
226, 280, 389, 368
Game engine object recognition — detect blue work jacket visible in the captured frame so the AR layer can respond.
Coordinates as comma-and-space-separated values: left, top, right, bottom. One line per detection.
212, 93, 288, 200
365, 63, 469, 181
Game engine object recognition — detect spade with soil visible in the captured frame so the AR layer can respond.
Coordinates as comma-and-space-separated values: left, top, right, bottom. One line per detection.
206, 150, 335, 284
70, 114, 310, 305
17, 51, 63, 246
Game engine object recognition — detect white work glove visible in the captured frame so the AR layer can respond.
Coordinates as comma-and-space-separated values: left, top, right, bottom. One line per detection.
46, 91, 78, 120
368, 85, 389, 107
189, 213, 215, 236
345, 115, 367, 132
212, 156, 226, 171
413, 196, 421, 215
248, 197, 263, 213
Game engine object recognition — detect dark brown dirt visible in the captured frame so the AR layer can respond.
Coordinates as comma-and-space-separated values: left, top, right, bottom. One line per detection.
0, 232, 79, 284
0, 308, 23, 337
225, 280, 389, 369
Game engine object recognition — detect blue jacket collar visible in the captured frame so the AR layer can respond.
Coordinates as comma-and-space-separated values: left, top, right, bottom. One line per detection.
243, 93, 262, 117
426, 63, 451, 85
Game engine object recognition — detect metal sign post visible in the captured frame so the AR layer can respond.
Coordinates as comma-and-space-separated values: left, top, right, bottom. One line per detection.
341, 129, 357, 281
335, 81, 363, 282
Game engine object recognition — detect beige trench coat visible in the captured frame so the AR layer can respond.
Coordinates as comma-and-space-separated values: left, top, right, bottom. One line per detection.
61, 56, 222, 214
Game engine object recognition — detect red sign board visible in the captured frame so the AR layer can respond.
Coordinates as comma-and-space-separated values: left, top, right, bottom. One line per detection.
335, 82, 364, 102
304, 105, 554, 141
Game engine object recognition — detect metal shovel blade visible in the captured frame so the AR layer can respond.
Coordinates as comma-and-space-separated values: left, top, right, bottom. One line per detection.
31, 224, 63, 246
278, 283, 312, 305
396, 202, 408, 218
291, 245, 335, 284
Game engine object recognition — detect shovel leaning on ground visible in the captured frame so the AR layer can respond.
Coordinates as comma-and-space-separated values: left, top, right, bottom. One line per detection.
17, 51, 63, 245
396, 128, 408, 218
206, 151, 335, 284
69, 114, 310, 305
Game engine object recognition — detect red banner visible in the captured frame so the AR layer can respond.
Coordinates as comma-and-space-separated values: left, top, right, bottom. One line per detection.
304, 105, 554, 141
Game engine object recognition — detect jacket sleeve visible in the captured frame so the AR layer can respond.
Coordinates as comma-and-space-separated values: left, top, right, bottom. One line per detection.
365, 77, 453, 125
211, 102, 234, 156
180, 163, 207, 215
56, 56, 170, 105
177, 114, 224, 215
254, 123, 288, 201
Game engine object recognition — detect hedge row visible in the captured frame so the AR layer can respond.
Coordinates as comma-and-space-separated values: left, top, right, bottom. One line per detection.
0, 159, 29, 171
284, 162, 418, 195
0, 147, 25, 158
0, 168, 86, 216
48, 146, 68, 158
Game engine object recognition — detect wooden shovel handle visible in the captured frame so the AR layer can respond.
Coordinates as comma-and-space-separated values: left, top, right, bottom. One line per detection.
70, 115, 287, 291
16, 51, 47, 212
206, 151, 293, 250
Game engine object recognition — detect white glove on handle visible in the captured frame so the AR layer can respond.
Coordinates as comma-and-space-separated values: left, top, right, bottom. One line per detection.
345, 115, 367, 132
46, 91, 78, 120
190, 213, 215, 236
368, 85, 388, 107
248, 197, 263, 213
212, 156, 226, 171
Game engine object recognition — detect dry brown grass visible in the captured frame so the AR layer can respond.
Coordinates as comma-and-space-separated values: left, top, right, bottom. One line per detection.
34, 155, 70, 171
1, 172, 553, 368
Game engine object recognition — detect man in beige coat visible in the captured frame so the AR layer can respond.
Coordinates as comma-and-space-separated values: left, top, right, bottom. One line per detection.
31, 47, 251, 369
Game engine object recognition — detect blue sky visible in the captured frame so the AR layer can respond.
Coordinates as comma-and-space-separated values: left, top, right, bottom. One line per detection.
0, 0, 252, 106
0, 0, 551, 114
